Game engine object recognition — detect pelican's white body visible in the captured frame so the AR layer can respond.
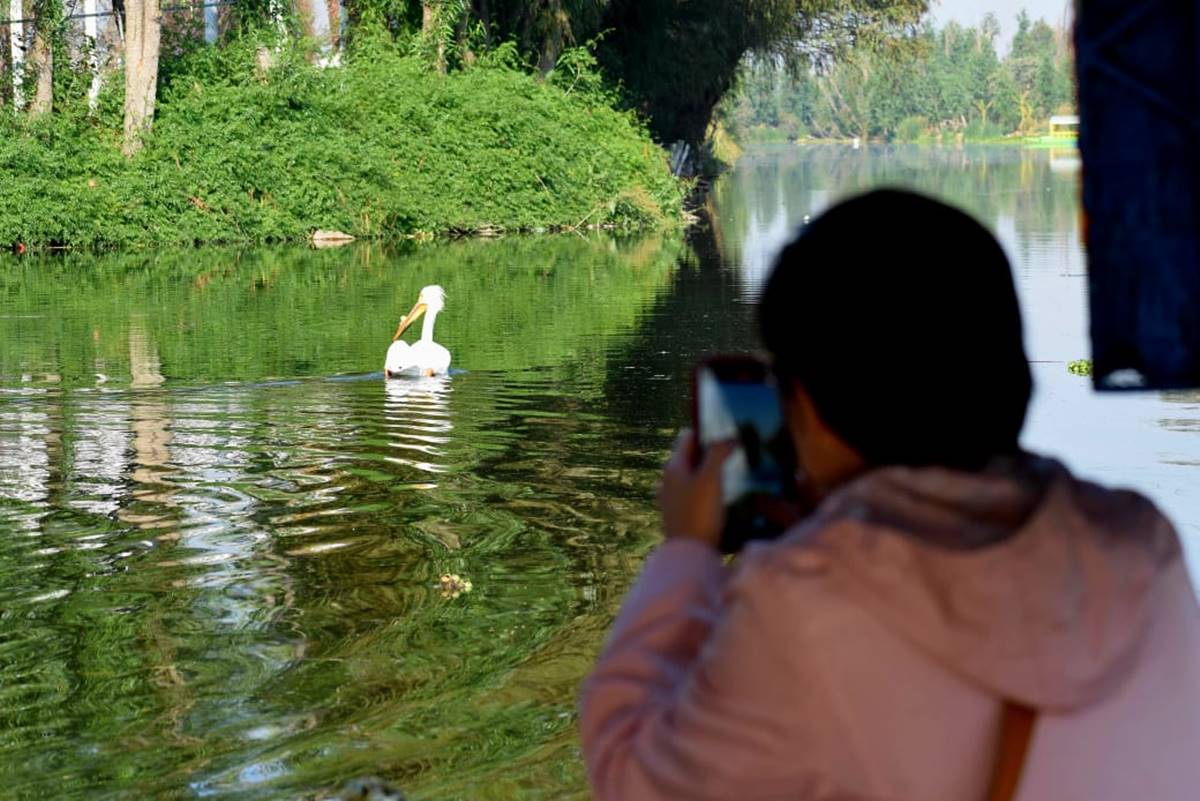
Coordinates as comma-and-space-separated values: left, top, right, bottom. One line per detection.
385, 285, 452, 378
385, 339, 451, 377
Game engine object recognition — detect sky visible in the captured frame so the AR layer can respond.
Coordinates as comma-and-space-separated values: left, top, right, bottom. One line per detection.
930, 0, 1073, 50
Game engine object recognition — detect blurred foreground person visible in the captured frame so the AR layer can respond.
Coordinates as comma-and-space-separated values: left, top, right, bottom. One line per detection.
580, 190, 1200, 801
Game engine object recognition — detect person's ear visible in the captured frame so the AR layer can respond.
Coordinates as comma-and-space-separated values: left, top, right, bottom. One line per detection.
781, 381, 868, 500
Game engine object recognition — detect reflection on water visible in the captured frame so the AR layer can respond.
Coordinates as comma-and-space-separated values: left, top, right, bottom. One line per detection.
711, 144, 1085, 297
0, 236, 678, 799
1, 146, 1197, 798
383, 376, 455, 480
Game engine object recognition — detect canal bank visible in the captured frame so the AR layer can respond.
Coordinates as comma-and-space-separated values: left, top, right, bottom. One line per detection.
0, 41, 682, 251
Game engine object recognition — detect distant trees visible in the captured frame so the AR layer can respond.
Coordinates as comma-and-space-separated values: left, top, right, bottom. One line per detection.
1008, 10, 1072, 132
724, 11, 1076, 142
591, 0, 928, 146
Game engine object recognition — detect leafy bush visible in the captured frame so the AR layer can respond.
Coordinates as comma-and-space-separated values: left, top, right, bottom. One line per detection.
0, 31, 681, 249
777, 112, 808, 142
964, 118, 1005, 141
895, 115, 930, 143
744, 125, 791, 144
706, 121, 743, 169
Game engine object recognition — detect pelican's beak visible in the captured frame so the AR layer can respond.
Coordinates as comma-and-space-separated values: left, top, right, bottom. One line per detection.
392, 302, 427, 342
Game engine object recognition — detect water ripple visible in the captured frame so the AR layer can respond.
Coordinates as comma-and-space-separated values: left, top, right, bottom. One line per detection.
0, 360, 665, 798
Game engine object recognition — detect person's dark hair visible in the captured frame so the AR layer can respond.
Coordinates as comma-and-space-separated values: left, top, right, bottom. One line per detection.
759, 189, 1032, 471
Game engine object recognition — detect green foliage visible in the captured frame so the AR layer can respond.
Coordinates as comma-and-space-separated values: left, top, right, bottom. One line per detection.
725, 12, 1076, 142
417, 0, 469, 70
7, 0, 930, 205
895, 114, 929, 142
546, 44, 617, 105
408, 0, 924, 146
595, 0, 927, 145
743, 126, 792, 143
0, 32, 680, 249
1068, 359, 1094, 377
707, 120, 745, 166
964, 117, 1005, 141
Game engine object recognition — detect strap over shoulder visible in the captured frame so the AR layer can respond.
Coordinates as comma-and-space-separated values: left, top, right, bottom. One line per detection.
986, 701, 1037, 801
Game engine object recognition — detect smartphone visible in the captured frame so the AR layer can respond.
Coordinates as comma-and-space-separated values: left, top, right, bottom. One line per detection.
692, 355, 797, 554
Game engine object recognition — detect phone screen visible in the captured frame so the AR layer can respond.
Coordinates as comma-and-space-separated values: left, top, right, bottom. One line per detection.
695, 361, 793, 551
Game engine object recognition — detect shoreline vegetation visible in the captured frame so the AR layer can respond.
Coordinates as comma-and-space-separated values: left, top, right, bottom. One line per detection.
2, 3, 1080, 251
721, 11, 1076, 150
2, 0, 940, 252
0, 35, 683, 251
734, 131, 1077, 148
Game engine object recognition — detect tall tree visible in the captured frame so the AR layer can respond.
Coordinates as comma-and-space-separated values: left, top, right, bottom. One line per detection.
296, 0, 339, 59
27, 0, 52, 115
422, 0, 446, 73
82, 0, 104, 109
968, 16, 1001, 128
5, 0, 24, 109
123, 0, 162, 156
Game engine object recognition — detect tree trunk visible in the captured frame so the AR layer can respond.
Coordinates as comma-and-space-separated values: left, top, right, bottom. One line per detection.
1, 19, 9, 109
422, 1, 445, 73
302, 0, 340, 66
537, 0, 568, 74
325, 0, 342, 49
422, 1, 435, 35
295, 0, 331, 55
975, 100, 991, 129
8, 0, 24, 109
83, 0, 103, 110
204, 0, 219, 44
1017, 90, 1035, 135
28, 28, 49, 115
27, 2, 51, 116
123, 0, 161, 157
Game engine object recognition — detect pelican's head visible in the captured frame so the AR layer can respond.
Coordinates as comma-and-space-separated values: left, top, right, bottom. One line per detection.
391, 285, 446, 342
419, 285, 446, 313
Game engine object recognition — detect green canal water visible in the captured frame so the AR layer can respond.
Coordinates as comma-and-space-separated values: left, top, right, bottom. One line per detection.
1, 145, 1197, 798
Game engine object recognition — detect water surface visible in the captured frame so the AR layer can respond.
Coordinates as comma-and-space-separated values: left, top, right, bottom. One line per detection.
0, 236, 689, 799
1, 145, 1196, 798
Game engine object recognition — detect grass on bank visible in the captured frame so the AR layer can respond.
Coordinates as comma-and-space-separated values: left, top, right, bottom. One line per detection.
0, 33, 682, 249
730, 115, 1076, 149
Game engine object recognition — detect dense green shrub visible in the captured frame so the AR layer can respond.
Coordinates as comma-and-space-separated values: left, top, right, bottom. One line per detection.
744, 125, 792, 144
0, 33, 681, 249
894, 115, 930, 143
964, 118, 1006, 141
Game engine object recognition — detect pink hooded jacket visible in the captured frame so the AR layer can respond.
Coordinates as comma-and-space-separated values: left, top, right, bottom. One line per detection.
579, 457, 1200, 800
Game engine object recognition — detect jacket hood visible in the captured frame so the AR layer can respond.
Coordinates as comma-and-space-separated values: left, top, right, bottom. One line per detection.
782, 456, 1182, 711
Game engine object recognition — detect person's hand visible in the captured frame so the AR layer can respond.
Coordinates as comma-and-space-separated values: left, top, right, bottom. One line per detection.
658, 429, 737, 549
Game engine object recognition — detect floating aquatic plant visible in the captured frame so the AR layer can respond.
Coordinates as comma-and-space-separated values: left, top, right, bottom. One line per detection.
438, 574, 474, 599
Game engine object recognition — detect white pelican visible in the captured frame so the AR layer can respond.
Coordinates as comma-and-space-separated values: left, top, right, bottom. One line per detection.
385, 285, 451, 378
